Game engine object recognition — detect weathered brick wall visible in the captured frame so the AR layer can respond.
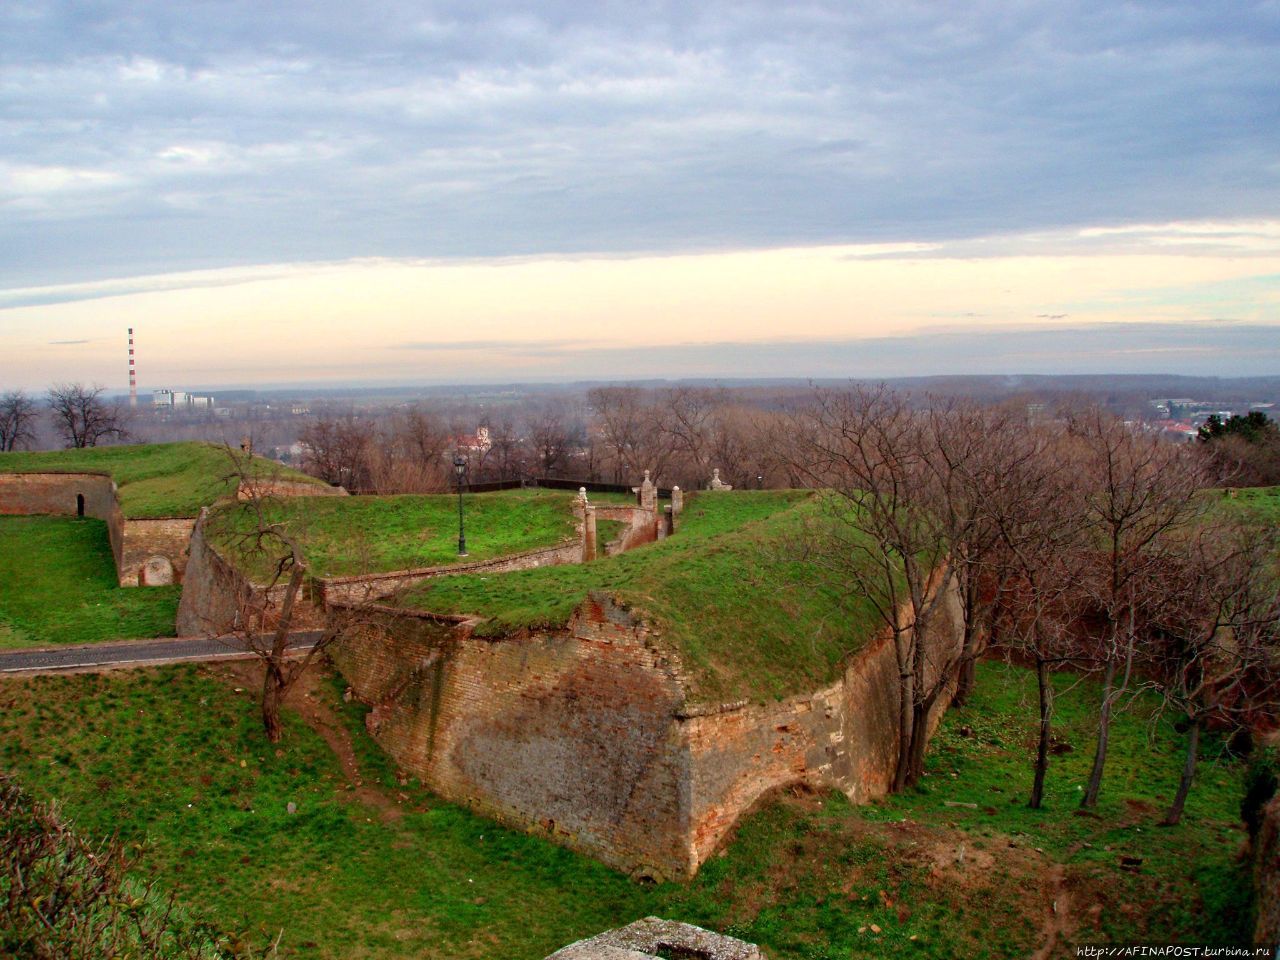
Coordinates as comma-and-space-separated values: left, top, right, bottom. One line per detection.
1255, 796, 1280, 947
176, 514, 324, 636
329, 576, 965, 880
332, 595, 692, 878
682, 577, 963, 867
120, 518, 197, 586
0, 472, 125, 576
319, 541, 582, 605
236, 478, 348, 499
595, 504, 658, 553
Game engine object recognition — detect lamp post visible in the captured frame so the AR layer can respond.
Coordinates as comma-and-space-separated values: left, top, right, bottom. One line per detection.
757, 473, 764, 490
453, 455, 468, 556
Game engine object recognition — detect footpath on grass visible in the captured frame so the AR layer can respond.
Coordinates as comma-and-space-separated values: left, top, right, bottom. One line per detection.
0, 630, 322, 676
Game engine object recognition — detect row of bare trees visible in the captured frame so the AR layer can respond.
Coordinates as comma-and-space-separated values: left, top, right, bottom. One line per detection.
0, 384, 130, 451
787, 386, 1280, 823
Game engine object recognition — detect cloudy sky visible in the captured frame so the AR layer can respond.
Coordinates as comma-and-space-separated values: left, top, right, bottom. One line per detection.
2, 1, 1278, 389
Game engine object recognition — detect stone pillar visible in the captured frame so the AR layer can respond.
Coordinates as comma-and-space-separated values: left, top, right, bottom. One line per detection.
579, 487, 597, 562
670, 485, 683, 532
639, 470, 657, 513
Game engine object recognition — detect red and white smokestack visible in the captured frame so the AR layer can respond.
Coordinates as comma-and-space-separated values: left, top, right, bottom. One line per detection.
128, 327, 137, 407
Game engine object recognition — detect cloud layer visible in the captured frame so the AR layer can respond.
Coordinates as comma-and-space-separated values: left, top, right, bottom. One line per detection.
4, 1, 1279, 287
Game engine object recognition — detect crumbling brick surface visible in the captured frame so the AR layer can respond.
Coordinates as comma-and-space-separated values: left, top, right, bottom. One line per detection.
329, 577, 964, 879
120, 517, 197, 586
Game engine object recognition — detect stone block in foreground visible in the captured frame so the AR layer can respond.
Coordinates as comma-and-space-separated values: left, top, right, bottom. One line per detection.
546, 917, 766, 960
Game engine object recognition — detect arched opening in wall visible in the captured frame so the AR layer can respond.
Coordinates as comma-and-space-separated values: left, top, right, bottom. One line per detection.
76, 493, 85, 517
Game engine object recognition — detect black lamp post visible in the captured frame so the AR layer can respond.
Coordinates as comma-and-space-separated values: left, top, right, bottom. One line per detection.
453, 455, 468, 556
757, 473, 764, 489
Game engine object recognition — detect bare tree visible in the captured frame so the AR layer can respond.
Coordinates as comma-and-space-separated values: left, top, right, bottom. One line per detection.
298, 413, 373, 489
1069, 410, 1205, 808
203, 450, 372, 743
47, 382, 129, 448
1144, 520, 1280, 825
986, 425, 1090, 808
0, 389, 37, 451
788, 385, 958, 790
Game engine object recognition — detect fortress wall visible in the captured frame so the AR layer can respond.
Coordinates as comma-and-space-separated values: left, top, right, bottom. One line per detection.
329, 576, 964, 880
595, 504, 659, 553
319, 541, 582, 605
0, 472, 125, 576
332, 596, 693, 879
176, 514, 324, 636
680, 576, 964, 867
120, 518, 197, 586
237, 478, 348, 499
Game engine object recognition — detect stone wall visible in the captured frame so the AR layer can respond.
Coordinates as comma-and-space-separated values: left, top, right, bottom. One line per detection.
329, 577, 964, 880
595, 504, 659, 554
237, 478, 348, 500
318, 541, 583, 606
120, 518, 197, 586
176, 514, 325, 636
0, 472, 124, 576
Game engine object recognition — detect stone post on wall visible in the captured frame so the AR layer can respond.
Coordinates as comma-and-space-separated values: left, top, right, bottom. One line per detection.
708, 468, 733, 491
578, 487, 598, 562
668, 485, 682, 534
639, 470, 662, 541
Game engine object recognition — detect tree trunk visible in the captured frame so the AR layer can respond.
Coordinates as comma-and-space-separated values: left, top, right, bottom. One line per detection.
261, 665, 284, 744
1081, 657, 1117, 808
892, 666, 914, 792
1161, 715, 1200, 827
1030, 658, 1052, 809
953, 653, 977, 708
952, 577, 982, 708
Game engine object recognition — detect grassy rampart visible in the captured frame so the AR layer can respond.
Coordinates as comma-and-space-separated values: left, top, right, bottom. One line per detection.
397, 491, 880, 703
0, 441, 325, 518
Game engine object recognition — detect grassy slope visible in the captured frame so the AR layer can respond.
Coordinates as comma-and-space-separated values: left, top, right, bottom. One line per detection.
0, 660, 1248, 959
0, 442, 324, 518
0, 516, 179, 648
1220, 485, 1280, 524
398, 491, 877, 704
209, 489, 625, 580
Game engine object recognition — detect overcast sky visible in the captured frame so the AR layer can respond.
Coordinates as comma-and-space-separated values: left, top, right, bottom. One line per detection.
2, 1, 1278, 389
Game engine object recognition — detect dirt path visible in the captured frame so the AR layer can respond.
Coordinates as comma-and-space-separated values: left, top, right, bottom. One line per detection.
221, 660, 405, 822
1031, 862, 1073, 960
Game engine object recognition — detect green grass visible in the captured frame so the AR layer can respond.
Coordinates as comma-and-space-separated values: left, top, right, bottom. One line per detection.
0, 659, 1248, 959
1218, 485, 1280, 524
397, 491, 879, 703
208, 488, 624, 580
0, 442, 325, 518
0, 516, 179, 648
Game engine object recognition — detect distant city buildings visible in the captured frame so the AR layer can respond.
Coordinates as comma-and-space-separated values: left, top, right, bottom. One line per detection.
152, 389, 214, 410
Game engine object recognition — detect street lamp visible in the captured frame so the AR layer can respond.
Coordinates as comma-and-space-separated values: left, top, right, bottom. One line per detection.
453, 455, 468, 556
756, 473, 764, 489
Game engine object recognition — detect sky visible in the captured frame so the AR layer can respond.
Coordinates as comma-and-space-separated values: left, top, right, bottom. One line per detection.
1, 1, 1278, 390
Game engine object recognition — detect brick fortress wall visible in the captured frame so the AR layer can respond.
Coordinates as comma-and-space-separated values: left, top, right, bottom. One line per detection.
0, 472, 125, 578
330, 577, 964, 880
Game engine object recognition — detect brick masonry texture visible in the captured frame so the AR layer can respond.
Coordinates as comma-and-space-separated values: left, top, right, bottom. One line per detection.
120, 517, 197, 585
177, 514, 325, 636
330, 578, 964, 880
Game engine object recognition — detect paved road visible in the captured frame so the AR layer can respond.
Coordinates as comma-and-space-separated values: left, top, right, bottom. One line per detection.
0, 631, 323, 675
